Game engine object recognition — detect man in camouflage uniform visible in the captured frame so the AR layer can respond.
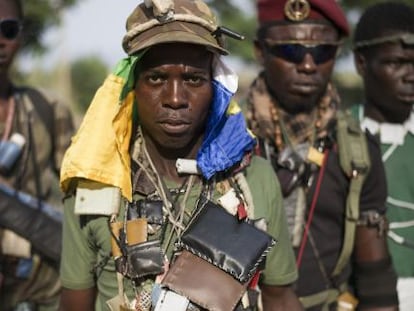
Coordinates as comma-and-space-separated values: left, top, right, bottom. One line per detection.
58, 0, 303, 310
0, 0, 74, 309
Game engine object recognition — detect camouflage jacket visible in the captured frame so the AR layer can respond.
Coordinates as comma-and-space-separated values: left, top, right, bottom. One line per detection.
0, 86, 74, 203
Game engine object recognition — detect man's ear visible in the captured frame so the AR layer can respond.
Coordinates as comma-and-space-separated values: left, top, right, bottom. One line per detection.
254, 39, 265, 66
354, 52, 367, 77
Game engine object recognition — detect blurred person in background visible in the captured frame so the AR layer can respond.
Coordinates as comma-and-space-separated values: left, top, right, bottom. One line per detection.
0, 0, 74, 309
243, 0, 398, 310
352, 2, 414, 310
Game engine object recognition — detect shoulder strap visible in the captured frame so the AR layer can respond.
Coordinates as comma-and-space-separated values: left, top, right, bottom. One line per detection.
23, 87, 55, 136
20, 87, 56, 161
333, 110, 371, 277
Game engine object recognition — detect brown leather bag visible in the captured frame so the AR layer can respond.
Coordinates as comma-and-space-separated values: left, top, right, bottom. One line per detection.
162, 250, 248, 311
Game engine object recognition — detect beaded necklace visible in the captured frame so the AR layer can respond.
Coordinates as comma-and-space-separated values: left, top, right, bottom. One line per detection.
269, 91, 331, 153
246, 74, 339, 157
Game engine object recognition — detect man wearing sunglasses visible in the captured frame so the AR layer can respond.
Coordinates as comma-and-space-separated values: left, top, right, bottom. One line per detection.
352, 3, 414, 311
244, 0, 398, 310
0, 0, 74, 310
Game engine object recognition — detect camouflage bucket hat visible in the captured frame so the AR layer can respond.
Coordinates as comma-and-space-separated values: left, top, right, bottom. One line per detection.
122, 0, 228, 55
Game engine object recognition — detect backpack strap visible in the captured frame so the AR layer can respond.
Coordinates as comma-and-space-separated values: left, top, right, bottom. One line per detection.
19, 87, 56, 159
23, 87, 55, 136
333, 110, 371, 277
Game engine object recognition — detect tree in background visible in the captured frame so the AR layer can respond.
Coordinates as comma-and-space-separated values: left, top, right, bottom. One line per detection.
208, 0, 257, 63
21, 0, 77, 54
16, 1, 110, 118
70, 56, 108, 113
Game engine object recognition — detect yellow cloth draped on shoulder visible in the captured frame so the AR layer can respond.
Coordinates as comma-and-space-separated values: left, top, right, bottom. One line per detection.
60, 56, 141, 202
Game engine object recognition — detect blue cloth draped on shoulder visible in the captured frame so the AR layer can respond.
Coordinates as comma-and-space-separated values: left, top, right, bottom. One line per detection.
60, 52, 255, 201
198, 57, 256, 179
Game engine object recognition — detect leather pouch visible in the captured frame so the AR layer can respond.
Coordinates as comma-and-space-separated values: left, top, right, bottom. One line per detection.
126, 218, 147, 245
130, 199, 163, 225
162, 250, 248, 311
178, 198, 276, 283
110, 221, 124, 258
127, 240, 164, 279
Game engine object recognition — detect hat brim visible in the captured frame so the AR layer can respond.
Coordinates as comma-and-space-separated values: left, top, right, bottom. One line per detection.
125, 21, 228, 55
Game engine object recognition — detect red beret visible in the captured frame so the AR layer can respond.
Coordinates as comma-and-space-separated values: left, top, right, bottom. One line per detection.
257, 0, 349, 36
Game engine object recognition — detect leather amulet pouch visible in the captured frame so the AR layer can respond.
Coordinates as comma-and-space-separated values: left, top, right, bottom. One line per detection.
162, 250, 248, 311
130, 199, 163, 226
126, 240, 164, 279
178, 198, 276, 283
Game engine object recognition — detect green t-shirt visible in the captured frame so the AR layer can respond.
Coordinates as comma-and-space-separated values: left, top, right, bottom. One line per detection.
350, 104, 414, 277
381, 133, 414, 277
60, 155, 297, 310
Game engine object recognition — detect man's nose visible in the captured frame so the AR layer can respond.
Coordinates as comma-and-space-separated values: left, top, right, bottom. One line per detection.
297, 53, 317, 73
163, 80, 188, 109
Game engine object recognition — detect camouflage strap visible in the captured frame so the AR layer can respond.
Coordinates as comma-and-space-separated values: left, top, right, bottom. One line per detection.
23, 87, 55, 152
333, 174, 364, 276
299, 283, 347, 310
334, 111, 370, 277
13, 86, 56, 166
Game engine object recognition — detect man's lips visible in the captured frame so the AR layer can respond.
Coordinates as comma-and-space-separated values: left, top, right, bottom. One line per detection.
158, 118, 191, 134
398, 92, 414, 102
291, 83, 319, 94
397, 88, 414, 102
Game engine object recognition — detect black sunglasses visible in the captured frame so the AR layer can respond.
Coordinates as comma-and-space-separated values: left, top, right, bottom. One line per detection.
0, 19, 22, 40
264, 41, 340, 65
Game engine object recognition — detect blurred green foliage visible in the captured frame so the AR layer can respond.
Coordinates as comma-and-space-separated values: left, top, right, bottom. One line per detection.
21, 0, 77, 54
70, 57, 108, 112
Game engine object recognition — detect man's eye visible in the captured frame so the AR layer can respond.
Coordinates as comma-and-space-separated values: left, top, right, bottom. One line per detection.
148, 75, 164, 83
185, 75, 208, 85
384, 59, 405, 68
187, 77, 201, 83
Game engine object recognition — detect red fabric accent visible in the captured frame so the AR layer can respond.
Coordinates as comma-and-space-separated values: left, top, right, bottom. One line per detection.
257, 0, 349, 36
249, 271, 261, 289
233, 151, 253, 174
237, 203, 248, 220
296, 150, 329, 268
